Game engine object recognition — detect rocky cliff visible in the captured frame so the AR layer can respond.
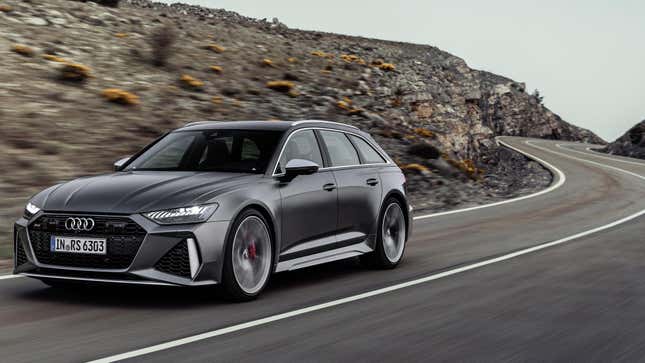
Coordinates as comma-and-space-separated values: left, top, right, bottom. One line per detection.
0, 0, 603, 257
601, 120, 645, 159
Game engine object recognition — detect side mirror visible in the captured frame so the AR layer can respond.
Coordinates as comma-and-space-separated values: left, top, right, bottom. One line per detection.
113, 157, 130, 171
283, 159, 319, 179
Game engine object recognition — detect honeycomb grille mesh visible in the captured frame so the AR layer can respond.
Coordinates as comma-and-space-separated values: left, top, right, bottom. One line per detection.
15, 229, 28, 267
155, 240, 191, 278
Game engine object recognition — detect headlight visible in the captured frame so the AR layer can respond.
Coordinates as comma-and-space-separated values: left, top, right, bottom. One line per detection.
24, 202, 41, 219
143, 204, 218, 225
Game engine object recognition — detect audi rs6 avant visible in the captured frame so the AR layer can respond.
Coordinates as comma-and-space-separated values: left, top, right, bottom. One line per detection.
14, 120, 412, 300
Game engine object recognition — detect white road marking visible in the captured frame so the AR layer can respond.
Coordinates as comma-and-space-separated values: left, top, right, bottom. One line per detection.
413, 138, 566, 220
541, 143, 645, 181
89, 140, 645, 363
0, 274, 21, 280
554, 143, 645, 167
585, 147, 645, 166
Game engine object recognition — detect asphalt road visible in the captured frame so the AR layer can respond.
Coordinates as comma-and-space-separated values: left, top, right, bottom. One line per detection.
0, 137, 644, 362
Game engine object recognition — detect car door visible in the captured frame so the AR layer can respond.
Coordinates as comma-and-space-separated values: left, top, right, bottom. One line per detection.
276, 129, 338, 254
318, 130, 383, 244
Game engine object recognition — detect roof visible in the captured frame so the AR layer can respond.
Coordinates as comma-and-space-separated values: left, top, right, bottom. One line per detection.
178, 120, 294, 131
176, 120, 362, 133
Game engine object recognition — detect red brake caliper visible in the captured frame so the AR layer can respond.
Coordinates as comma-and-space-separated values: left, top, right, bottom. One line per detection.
247, 243, 257, 260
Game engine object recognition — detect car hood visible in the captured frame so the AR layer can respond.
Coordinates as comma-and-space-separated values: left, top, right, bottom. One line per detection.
37, 171, 261, 214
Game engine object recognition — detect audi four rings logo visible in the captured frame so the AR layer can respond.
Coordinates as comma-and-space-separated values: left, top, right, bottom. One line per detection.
65, 217, 95, 231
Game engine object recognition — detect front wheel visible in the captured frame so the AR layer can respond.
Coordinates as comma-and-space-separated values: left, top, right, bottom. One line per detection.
221, 209, 273, 301
361, 198, 407, 269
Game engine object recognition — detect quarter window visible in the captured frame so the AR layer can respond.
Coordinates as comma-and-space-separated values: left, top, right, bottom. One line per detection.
277, 130, 324, 174
319, 130, 360, 167
348, 135, 386, 164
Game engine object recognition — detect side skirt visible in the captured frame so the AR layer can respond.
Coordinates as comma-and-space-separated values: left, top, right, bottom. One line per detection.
275, 241, 373, 272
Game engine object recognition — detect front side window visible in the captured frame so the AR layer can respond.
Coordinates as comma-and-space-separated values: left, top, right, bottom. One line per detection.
276, 129, 323, 174
348, 134, 386, 164
125, 129, 283, 173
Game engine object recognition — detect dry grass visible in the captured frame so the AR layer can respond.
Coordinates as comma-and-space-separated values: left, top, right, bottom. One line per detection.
180, 74, 204, 90
11, 44, 35, 57
340, 54, 366, 65
446, 158, 482, 178
43, 54, 67, 62
337, 97, 362, 114
266, 80, 295, 93
399, 163, 430, 173
60, 62, 92, 81
101, 88, 140, 105
379, 63, 396, 71
311, 50, 334, 59
413, 128, 434, 138
207, 43, 226, 53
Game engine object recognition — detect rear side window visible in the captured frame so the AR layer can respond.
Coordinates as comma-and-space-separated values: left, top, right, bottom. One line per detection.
348, 135, 386, 164
319, 130, 360, 167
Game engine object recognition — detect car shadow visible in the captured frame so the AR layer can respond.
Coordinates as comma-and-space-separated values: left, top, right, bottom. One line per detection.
15, 258, 374, 309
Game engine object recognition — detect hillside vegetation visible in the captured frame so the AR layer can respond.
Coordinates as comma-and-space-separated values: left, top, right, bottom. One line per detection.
601, 120, 645, 159
0, 0, 603, 258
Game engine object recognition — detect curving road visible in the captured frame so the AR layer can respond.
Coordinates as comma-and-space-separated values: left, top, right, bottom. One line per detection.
1, 137, 644, 362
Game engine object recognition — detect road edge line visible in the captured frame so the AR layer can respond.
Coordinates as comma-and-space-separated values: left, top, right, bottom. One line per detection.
0, 274, 20, 280
413, 137, 566, 220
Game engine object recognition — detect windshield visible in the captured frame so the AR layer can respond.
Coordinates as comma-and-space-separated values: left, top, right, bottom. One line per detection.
124, 129, 284, 173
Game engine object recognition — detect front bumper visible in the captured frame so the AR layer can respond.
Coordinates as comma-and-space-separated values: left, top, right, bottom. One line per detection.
13, 212, 231, 286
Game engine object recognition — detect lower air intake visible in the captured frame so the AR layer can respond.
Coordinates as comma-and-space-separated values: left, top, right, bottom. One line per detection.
15, 233, 28, 267
155, 240, 191, 278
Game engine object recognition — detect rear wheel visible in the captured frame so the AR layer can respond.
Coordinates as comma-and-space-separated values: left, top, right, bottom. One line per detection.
361, 198, 407, 268
221, 209, 273, 301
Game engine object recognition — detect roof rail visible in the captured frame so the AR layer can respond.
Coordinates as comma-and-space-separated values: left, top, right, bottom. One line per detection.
182, 121, 220, 128
291, 120, 360, 130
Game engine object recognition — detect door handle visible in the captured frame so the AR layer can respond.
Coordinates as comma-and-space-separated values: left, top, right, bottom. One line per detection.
366, 178, 379, 186
322, 183, 337, 191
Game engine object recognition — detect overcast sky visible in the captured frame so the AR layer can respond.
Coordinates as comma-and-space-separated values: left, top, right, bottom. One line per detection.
166, 0, 644, 141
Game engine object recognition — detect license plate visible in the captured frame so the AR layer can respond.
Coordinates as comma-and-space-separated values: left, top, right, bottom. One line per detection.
50, 236, 107, 255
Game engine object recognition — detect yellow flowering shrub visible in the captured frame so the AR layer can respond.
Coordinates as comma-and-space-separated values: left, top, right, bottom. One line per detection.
102, 88, 140, 105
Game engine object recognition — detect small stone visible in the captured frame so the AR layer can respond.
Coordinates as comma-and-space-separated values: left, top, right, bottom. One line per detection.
49, 16, 67, 25
98, 12, 118, 23
357, 80, 370, 94
24, 17, 48, 26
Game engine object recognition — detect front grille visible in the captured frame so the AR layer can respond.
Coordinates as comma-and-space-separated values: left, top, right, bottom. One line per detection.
155, 240, 191, 278
15, 229, 28, 267
28, 215, 146, 269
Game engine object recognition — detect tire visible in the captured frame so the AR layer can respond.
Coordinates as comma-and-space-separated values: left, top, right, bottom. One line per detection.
221, 209, 274, 301
361, 197, 407, 269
